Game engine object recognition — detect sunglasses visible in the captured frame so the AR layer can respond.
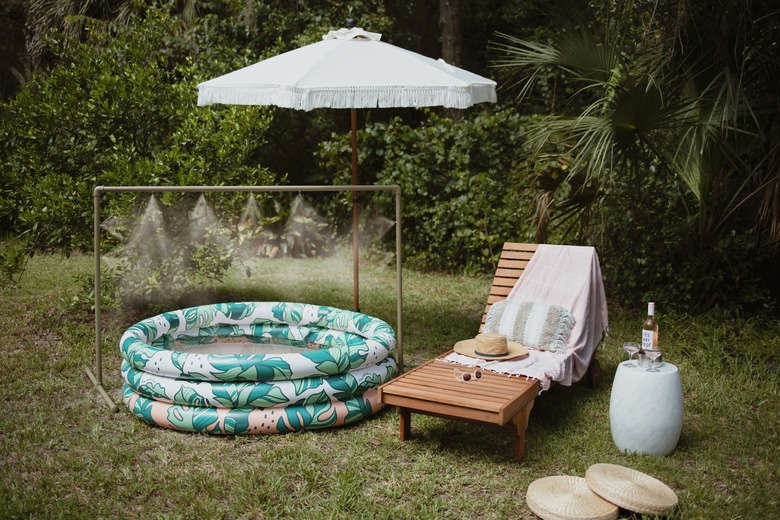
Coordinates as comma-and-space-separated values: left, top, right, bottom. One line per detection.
454, 367, 483, 382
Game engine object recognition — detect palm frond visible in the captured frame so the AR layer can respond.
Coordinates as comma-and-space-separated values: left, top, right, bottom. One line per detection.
491, 33, 561, 102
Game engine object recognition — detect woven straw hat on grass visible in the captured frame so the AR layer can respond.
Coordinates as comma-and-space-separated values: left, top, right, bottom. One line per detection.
526, 475, 619, 520
585, 463, 679, 516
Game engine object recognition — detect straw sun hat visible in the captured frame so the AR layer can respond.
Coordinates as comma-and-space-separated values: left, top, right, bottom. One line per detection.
585, 463, 679, 516
453, 333, 528, 361
526, 475, 618, 520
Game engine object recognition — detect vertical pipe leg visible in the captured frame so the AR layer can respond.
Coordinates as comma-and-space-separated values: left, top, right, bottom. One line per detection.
93, 188, 102, 384
395, 188, 403, 372
90, 187, 118, 412
351, 109, 359, 312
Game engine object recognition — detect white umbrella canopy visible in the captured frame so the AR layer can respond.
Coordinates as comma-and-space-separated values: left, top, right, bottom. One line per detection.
197, 27, 497, 110
197, 27, 497, 311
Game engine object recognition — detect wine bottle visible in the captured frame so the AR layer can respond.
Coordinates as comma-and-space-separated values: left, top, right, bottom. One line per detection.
642, 302, 659, 352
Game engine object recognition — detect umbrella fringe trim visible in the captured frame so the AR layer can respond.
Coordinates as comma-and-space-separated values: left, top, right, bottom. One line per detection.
197, 85, 497, 111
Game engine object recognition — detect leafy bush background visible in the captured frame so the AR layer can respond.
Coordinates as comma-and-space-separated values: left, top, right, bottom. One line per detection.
318, 108, 536, 273
0, 11, 277, 256
0, 2, 777, 316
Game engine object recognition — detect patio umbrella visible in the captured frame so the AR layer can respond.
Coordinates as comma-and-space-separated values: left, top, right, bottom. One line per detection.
197, 26, 497, 310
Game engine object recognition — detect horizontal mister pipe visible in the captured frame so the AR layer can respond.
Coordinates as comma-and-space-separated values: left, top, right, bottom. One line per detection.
94, 185, 400, 195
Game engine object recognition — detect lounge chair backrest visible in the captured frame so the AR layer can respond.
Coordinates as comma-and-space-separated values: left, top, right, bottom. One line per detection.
480, 242, 538, 332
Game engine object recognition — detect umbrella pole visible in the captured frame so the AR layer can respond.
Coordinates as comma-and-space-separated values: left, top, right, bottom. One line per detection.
351, 108, 360, 312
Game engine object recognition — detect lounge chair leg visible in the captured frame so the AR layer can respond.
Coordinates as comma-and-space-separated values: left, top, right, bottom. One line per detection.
511, 400, 535, 462
587, 357, 602, 389
399, 407, 411, 441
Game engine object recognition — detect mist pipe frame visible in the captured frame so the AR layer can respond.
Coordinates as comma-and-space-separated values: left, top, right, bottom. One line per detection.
91, 184, 403, 412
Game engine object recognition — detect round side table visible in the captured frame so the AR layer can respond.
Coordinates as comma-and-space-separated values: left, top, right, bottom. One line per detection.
609, 361, 683, 456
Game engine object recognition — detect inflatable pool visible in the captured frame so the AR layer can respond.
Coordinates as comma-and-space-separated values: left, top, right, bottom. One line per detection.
119, 302, 397, 434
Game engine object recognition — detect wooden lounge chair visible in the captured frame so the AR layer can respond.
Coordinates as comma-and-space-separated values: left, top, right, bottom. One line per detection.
378, 242, 604, 462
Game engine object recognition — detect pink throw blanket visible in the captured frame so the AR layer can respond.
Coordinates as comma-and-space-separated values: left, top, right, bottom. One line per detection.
445, 244, 608, 390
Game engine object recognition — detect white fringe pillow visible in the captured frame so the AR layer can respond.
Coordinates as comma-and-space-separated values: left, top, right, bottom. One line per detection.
483, 300, 575, 354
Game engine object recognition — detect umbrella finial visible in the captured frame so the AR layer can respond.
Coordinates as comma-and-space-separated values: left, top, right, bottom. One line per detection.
346, 18, 356, 29
323, 26, 381, 41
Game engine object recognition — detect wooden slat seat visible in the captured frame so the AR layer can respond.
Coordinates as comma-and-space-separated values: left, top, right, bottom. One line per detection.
378, 354, 539, 462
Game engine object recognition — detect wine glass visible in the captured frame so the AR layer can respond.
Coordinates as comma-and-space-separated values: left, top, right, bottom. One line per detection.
645, 349, 663, 372
622, 341, 640, 367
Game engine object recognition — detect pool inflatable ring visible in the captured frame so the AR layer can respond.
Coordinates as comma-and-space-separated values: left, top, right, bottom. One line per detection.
120, 302, 396, 382
122, 386, 382, 435
122, 357, 396, 408
119, 302, 397, 434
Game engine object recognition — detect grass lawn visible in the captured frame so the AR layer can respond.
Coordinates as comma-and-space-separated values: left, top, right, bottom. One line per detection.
1, 253, 778, 519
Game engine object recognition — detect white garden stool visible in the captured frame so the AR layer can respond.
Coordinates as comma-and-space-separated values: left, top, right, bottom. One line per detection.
609, 361, 683, 456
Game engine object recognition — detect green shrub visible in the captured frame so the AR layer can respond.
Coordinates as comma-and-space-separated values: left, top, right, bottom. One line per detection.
318, 108, 536, 273
0, 237, 28, 285
0, 10, 278, 283
594, 166, 779, 315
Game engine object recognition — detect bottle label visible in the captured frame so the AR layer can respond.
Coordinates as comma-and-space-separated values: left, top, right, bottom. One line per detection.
642, 329, 654, 350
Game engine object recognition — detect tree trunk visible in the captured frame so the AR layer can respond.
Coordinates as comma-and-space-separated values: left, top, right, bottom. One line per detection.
439, 0, 462, 66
